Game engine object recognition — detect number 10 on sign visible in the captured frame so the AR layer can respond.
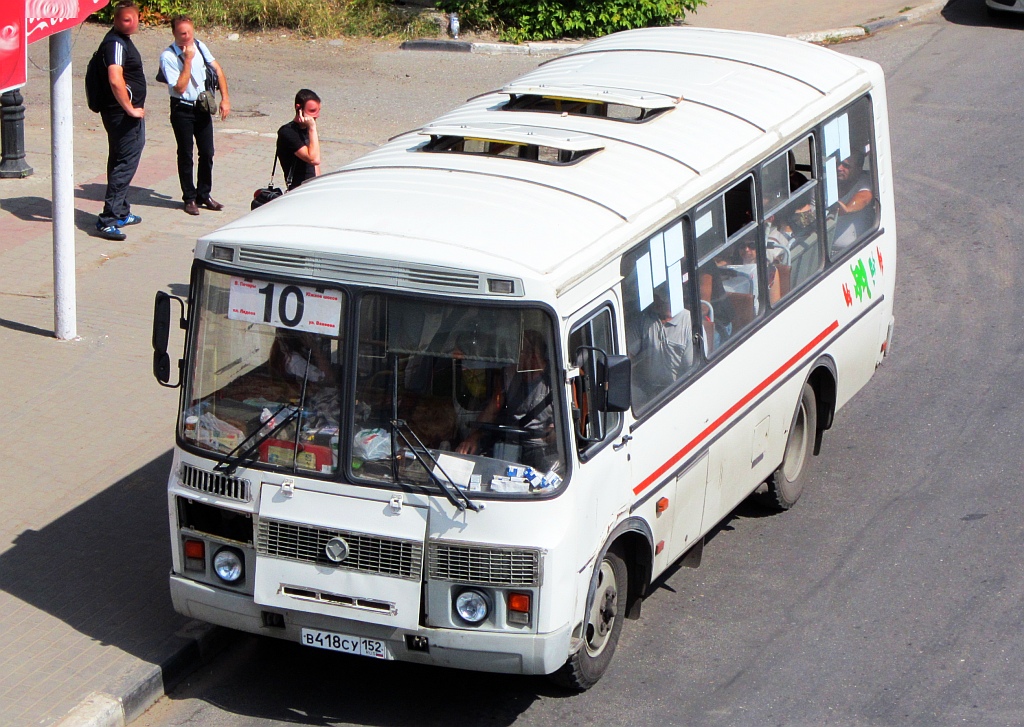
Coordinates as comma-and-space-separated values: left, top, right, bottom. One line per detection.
227, 276, 342, 335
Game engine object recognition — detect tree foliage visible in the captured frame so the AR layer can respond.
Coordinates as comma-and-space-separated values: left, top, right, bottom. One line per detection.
435, 0, 706, 42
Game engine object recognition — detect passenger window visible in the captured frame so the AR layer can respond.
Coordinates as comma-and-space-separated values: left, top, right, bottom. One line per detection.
695, 176, 761, 355
569, 308, 622, 455
820, 96, 879, 257
620, 219, 698, 411
762, 135, 823, 301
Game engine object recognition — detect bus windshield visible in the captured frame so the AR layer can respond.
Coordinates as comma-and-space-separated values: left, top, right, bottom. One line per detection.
353, 293, 566, 494
182, 269, 566, 494
182, 269, 344, 475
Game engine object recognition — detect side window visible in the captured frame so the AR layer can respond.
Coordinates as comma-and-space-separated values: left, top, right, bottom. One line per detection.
568, 308, 621, 455
695, 176, 761, 355
620, 218, 698, 411
821, 95, 879, 257
762, 134, 823, 301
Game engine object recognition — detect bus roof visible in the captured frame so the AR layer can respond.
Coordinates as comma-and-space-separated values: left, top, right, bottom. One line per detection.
203, 27, 880, 297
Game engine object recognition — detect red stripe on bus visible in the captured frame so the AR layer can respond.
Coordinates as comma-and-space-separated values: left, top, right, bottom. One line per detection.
632, 320, 839, 497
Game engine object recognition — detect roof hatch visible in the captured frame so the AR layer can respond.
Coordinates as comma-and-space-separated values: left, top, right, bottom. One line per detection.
500, 83, 680, 122
419, 123, 604, 165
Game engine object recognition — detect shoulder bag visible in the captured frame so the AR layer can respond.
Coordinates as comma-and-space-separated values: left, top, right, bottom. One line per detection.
252, 154, 292, 210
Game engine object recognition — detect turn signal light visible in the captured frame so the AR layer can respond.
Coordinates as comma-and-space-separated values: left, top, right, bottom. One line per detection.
183, 538, 205, 572
507, 592, 531, 625
184, 539, 205, 559
508, 593, 531, 613
656, 497, 670, 515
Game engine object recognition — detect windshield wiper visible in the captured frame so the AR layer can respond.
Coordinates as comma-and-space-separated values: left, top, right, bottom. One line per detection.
213, 402, 301, 476
390, 418, 481, 512
380, 352, 479, 512
215, 349, 313, 476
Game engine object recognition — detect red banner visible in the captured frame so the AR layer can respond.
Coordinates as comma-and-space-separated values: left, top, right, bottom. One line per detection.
0, 0, 27, 93
27, 0, 110, 45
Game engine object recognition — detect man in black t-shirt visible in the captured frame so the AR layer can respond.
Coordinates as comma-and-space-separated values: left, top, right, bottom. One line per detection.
95, 1, 147, 241
276, 89, 322, 191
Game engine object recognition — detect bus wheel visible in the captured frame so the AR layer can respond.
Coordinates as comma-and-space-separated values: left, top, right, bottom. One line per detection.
550, 547, 627, 691
769, 382, 817, 510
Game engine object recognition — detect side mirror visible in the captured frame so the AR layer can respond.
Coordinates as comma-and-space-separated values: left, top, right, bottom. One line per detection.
152, 291, 186, 387
600, 354, 631, 413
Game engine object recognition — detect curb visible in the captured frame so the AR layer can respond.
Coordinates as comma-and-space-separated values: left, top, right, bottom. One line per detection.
402, 1, 946, 55
789, 0, 945, 43
54, 622, 226, 727
400, 38, 582, 55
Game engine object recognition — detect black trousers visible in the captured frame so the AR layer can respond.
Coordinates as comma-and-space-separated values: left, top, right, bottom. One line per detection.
98, 109, 146, 227
170, 99, 215, 203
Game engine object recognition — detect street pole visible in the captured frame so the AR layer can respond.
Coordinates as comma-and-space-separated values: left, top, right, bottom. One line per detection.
0, 89, 33, 178
50, 29, 76, 340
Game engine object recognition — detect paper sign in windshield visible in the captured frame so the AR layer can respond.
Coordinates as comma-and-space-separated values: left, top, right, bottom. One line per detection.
228, 277, 341, 335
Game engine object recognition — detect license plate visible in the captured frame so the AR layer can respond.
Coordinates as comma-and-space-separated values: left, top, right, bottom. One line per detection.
300, 628, 391, 659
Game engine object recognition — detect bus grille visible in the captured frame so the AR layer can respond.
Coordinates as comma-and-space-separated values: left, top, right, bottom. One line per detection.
428, 543, 541, 587
256, 518, 423, 580
179, 464, 251, 502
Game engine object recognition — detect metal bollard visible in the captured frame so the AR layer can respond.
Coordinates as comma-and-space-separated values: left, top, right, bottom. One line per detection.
0, 89, 33, 178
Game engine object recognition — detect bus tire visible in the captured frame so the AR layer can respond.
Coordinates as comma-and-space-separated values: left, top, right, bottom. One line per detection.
769, 382, 817, 510
550, 546, 628, 691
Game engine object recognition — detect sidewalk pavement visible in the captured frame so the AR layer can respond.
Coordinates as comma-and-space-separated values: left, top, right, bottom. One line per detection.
0, 3, 944, 726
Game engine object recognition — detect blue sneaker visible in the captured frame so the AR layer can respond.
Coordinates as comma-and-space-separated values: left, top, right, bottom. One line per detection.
95, 222, 126, 241
115, 213, 142, 227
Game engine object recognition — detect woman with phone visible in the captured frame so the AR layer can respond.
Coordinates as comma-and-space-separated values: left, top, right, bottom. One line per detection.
276, 89, 322, 190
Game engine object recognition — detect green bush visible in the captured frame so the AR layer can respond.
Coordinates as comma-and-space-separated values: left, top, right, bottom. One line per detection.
94, 0, 436, 38
436, 0, 706, 42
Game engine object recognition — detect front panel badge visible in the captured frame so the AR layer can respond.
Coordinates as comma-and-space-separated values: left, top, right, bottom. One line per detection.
325, 537, 350, 563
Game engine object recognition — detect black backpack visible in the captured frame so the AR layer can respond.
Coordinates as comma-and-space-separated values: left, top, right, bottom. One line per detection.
85, 41, 114, 113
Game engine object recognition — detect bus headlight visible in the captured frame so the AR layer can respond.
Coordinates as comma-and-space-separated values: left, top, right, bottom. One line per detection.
213, 547, 244, 584
455, 590, 489, 624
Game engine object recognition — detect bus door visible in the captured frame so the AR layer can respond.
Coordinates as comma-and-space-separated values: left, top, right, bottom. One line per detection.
567, 302, 632, 556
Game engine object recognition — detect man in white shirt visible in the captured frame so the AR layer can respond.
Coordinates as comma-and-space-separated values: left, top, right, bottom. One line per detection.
160, 15, 230, 215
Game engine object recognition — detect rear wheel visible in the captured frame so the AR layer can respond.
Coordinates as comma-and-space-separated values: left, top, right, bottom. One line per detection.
768, 382, 817, 509
550, 546, 627, 691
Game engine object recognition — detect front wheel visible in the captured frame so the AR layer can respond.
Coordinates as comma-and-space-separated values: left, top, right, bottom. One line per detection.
768, 382, 817, 510
550, 547, 628, 691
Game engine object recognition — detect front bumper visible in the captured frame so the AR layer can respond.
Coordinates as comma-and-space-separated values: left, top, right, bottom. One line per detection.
171, 574, 572, 675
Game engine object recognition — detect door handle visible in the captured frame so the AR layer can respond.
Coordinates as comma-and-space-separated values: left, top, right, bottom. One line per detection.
613, 434, 633, 451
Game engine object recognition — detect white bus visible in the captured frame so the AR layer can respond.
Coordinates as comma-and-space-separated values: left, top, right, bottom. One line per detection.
152, 27, 895, 689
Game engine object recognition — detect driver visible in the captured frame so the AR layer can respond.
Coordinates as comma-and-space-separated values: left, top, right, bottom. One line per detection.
455, 330, 557, 471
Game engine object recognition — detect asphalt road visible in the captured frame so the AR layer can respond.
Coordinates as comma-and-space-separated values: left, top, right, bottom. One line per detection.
137, 3, 1024, 725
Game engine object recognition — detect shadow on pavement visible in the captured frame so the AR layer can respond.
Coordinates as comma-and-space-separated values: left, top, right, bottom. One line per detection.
1, 193, 148, 234
171, 630, 558, 726
0, 451, 190, 660
0, 316, 54, 338
942, 0, 1024, 26
76, 182, 180, 210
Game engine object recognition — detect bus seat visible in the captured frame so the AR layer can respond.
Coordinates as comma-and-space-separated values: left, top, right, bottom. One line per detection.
726, 292, 755, 329
701, 300, 715, 355
788, 235, 821, 289
775, 264, 792, 298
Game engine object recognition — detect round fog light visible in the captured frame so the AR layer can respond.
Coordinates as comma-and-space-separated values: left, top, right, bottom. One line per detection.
213, 548, 243, 583
455, 590, 489, 624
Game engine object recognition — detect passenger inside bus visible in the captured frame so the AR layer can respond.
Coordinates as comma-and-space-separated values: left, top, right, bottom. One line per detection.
832, 150, 875, 249
627, 292, 693, 405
